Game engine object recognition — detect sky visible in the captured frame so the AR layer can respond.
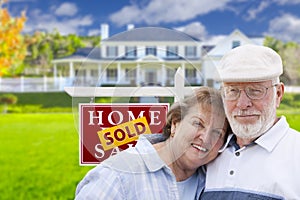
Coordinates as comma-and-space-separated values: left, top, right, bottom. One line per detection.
7, 0, 300, 44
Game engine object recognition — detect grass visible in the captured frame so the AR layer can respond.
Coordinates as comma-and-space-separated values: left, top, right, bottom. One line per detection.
0, 113, 93, 200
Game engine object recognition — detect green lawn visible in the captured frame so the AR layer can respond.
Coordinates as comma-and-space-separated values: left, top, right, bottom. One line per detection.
0, 112, 299, 199
0, 113, 93, 200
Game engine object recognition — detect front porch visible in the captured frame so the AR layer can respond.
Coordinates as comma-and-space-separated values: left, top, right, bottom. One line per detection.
52, 58, 203, 87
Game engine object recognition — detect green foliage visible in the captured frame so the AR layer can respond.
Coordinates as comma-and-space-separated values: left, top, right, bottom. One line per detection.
23, 31, 86, 76
264, 36, 300, 85
0, 93, 18, 104
0, 105, 72, 113
280, 93, 300, 109
0, 92, 72, 107
264, 36, 284, 52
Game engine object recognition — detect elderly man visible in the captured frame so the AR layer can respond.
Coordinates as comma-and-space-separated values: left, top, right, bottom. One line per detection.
201, 44, 300, 199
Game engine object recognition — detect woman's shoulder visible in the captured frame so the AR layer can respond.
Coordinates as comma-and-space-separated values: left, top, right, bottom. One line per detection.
101, 136, 155, 173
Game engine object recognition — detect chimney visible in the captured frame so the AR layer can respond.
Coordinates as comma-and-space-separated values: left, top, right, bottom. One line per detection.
127, 24, 135, 31
101, 23, 109, 40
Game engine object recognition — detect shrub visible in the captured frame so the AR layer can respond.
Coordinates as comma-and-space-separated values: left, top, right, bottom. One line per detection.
0, 94, 18, 105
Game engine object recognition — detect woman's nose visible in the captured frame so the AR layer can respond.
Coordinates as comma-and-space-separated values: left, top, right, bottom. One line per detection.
198, 130, 209, 141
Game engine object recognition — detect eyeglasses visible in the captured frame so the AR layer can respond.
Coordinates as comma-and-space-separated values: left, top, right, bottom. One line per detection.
221, 84, 278, 101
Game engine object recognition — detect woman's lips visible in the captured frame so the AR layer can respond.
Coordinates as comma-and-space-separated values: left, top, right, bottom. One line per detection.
191, 143, 208, 152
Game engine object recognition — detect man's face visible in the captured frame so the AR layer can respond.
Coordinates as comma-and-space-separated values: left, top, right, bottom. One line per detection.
222, 80, 281, 140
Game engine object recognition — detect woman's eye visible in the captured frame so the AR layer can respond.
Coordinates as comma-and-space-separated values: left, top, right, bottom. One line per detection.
192, 121, 204, 128
212, 129, 223, 137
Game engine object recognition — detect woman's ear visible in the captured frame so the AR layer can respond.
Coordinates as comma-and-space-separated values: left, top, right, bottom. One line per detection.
170, 121, 177, 137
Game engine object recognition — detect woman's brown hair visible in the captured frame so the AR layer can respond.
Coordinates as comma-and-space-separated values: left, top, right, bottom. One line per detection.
163, 86, 226, 138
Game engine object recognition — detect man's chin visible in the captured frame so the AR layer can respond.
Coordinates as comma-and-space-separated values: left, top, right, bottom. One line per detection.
231, 123, 263, 139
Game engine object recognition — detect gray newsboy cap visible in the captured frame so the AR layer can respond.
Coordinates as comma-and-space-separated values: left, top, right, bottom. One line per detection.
215, 44, 283, 82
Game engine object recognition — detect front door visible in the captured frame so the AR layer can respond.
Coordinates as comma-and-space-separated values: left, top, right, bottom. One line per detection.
145, 69, 157, 85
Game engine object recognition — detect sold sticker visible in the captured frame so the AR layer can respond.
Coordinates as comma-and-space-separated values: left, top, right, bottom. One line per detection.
98, 117, 151, 150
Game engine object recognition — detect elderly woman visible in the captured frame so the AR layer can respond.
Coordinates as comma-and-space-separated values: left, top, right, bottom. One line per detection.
75, 86, 229, 200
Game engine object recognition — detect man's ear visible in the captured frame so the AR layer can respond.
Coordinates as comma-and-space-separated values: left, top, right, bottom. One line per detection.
276, 82, 285, 108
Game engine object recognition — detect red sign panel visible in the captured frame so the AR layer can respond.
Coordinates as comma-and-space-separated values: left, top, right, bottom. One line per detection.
79, 103, 169, 165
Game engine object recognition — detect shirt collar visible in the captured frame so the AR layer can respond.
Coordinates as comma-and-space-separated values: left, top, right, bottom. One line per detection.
218, 134, 234, 153
255, 116, 289, 152
219, 116, 289, 153
135, 135, 167, 172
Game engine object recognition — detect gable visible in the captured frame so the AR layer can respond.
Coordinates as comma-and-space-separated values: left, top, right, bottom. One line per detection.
207, 29, 262, 57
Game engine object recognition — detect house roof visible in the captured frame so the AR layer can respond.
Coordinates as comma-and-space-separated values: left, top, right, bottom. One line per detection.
103, 27, 200, 42
62, 47, 101, 60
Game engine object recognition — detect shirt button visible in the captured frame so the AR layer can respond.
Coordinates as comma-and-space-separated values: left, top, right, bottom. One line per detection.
229, 170, 234, 175
235, 152, 240, 156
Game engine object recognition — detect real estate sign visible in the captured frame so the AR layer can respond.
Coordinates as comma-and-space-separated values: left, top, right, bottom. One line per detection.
79, 103, 169, 165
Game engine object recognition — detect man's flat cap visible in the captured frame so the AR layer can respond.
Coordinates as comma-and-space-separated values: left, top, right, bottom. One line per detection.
215, 44, 283, 82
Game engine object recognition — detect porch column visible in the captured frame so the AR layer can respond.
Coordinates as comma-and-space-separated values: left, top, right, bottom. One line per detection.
136, 63, 140, 86
161, 64, 166, 86
117, 63, 121, 83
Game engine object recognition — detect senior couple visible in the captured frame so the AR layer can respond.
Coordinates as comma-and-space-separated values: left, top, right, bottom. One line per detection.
75, 44, 300, 199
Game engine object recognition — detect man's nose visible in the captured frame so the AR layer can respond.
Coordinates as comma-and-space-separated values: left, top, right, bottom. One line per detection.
236, 90, 252, 109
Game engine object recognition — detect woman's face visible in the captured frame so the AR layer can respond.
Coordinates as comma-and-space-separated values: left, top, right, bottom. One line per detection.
171, 104, 227, 170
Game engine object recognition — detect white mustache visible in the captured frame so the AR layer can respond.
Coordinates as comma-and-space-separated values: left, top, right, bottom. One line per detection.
232, 110, 261, 116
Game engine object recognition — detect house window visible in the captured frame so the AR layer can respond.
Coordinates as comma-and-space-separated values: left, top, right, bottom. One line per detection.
167, 46, 178, 57
185, 68, 196, 78
125, 46, 137, 58
166, 68, 177, 84
167, 68, 176, 78
185, 68, 197, 83
125, 68, 136, 81
107, 46, 118, 57
107, 68, 117, 81
232, 41, 240, 49
146, 46, 157, 56
91, 69, 98, 77
185, 46, 197, 57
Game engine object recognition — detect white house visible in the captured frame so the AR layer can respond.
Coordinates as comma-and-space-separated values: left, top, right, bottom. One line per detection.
52, 26, 264, 88
52, 25, 203, 87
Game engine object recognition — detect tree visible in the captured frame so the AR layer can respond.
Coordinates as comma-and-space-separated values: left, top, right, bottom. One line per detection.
280, 42, 300, 85
24, 31, 85, 75
264, 36, 300, 85
0, 0, 27, 76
